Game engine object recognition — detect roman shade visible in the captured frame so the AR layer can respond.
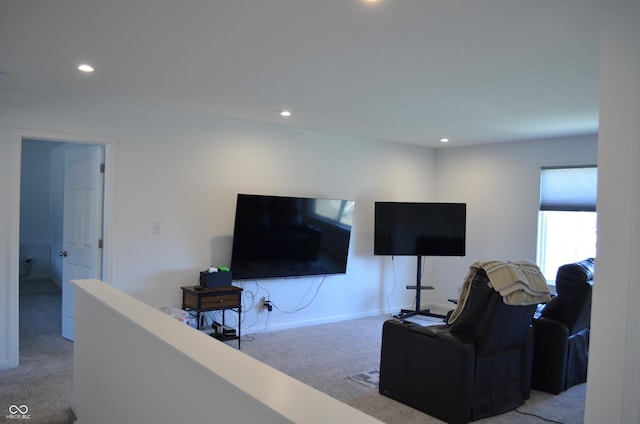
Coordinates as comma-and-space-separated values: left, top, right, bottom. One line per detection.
539, 166, 597, 212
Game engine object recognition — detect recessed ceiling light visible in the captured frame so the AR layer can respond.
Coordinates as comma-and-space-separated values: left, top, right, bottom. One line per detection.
78, 64, 94, 73
280, 110, 292, 117
440, 138, 450, 143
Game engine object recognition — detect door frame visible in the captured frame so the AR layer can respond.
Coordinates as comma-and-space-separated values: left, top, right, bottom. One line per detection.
8, 129, 116, 366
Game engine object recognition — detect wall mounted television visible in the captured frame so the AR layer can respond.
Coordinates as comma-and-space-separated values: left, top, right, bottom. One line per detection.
374, 202, 466, 257
230, 194, 354, 280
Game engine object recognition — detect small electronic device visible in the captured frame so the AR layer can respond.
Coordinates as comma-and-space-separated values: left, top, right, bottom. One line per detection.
212, 321, 236, 336
199, 270, 232, 288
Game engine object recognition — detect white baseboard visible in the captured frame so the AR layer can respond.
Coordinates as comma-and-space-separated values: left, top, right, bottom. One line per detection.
244, 309, 387, 335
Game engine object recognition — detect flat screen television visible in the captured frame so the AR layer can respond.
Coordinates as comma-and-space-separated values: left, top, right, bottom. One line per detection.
374, 202, 466, 256
230, 194, 354, 280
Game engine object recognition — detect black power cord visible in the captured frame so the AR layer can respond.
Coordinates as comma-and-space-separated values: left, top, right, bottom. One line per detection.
267, 276, 326, 314
515, 408, 564, 423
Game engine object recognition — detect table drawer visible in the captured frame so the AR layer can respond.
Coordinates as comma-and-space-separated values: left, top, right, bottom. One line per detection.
200, 293, 240, 309
181, 285, 243, 311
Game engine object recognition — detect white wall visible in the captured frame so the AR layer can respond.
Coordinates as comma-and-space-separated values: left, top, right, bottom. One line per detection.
19, 140, 59, 280
0, 107, 20, 369
430, 135, 598, 306
0, 88, 435, 368
584, 1, 640, 423
73, 279, 381, 424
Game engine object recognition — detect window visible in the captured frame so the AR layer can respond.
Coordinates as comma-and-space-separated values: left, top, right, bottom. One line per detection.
537, 166, 597, 282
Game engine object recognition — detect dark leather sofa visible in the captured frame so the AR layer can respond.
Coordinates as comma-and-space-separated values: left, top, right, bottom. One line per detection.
532, 258, 594, 394
379, 268, 537, 424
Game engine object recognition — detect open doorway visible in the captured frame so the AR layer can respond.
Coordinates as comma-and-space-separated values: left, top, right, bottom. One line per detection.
19, 139, 105, 345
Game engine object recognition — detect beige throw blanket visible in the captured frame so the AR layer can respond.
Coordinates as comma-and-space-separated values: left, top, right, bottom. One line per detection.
448, 260, 551, 324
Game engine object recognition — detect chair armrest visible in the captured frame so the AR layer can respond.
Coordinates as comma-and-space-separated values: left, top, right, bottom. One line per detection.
379, 320, 417, 400
532, 316, 570, 394
402, 325, 476, 423
533, 316, 570, 356
409, 323, 450, 337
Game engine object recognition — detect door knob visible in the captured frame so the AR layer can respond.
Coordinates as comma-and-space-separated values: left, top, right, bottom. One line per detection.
59, 251, 68, 257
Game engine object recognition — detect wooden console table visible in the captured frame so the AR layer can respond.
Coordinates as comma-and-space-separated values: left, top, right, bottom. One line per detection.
181, 285, 243, 349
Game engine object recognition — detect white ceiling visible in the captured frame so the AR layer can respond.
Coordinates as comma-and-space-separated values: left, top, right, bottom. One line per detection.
0, 0, 600, 148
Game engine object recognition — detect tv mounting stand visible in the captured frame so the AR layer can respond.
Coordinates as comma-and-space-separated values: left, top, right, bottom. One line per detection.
395, 256, 446, 320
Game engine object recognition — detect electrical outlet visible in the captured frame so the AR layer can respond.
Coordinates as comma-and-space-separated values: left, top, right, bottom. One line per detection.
259, 297, 273, 312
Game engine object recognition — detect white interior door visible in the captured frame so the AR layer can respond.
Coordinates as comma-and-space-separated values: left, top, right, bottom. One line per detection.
61, 145, 104, 341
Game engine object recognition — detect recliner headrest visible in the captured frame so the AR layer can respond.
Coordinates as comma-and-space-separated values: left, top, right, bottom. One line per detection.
541, 258, 594, 332
555, 258, 594, 296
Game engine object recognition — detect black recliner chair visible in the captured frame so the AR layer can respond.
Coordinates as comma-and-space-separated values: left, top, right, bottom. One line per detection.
532, 258, 594, 394
379, 268, 537, 424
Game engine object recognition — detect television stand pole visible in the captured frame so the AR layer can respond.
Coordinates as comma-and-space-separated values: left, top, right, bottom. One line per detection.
396, 256, 446, 320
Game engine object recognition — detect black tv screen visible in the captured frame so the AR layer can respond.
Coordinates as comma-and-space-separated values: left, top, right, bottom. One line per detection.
230, 194, 354, 280
374, 202, 466, 256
